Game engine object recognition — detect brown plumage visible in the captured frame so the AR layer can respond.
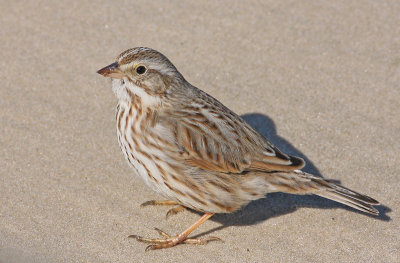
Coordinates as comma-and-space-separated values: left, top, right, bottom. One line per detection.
97, 47, 379, 250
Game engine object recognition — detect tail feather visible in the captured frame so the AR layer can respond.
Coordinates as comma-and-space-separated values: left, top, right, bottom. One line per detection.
316, 189, 379, 215
270, 171, 380, 215
309, 174, 379, 215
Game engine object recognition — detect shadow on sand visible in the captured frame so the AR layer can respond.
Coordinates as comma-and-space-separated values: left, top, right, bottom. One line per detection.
190, 113, 390, 238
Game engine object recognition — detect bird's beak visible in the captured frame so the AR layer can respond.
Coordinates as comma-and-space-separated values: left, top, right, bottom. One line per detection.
97, 62, 124, 79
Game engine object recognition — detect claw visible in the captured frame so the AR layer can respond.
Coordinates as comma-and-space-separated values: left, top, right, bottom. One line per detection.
140, 201, 154, 207
145, 245, 156, 252
140, 200, 179, 207
165, 205, 186, 219
154, 227, 170, 238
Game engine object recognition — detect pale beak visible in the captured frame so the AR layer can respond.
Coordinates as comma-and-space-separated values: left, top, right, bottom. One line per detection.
97, 62, 124, 79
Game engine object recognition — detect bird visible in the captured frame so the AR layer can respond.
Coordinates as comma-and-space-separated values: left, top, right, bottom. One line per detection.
97, 47, 379, 250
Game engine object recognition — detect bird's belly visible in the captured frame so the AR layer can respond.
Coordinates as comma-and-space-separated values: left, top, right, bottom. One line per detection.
116, 127, 251, 214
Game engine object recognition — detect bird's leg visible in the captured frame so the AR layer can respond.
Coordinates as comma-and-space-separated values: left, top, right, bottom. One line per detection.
129, 213, 222, 250
140, 200, 186, 219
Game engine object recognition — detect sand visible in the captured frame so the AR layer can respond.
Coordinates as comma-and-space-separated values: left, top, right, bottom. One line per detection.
1, 1, 399, 262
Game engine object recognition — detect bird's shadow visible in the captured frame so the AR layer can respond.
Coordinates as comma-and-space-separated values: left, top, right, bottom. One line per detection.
191, 113, 390, 238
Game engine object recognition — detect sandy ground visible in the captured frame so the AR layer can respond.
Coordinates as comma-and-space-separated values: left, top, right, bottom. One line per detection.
1, 1, 399, 262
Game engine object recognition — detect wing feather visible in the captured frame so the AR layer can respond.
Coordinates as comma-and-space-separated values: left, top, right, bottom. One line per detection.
163, 91, 305, 174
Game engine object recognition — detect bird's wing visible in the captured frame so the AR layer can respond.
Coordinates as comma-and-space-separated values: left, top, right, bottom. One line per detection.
165, 91, 305, 174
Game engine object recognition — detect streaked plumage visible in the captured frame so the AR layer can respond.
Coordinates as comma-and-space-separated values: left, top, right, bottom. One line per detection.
97, 47, 379, 250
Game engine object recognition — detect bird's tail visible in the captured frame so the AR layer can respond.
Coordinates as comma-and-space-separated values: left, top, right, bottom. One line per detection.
263, 170, 380, 215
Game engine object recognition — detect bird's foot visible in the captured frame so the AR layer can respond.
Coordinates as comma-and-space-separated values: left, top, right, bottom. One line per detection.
140, 200, 186, 219
129, 228, 222, 251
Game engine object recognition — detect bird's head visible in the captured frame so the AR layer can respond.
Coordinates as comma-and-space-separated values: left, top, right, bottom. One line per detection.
97, 47, 185, 106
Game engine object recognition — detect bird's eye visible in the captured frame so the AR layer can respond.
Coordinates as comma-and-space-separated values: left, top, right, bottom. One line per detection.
136, 65, 147, 75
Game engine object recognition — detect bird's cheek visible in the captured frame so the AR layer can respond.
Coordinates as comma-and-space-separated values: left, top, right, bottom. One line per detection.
145, 78, 167, 95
